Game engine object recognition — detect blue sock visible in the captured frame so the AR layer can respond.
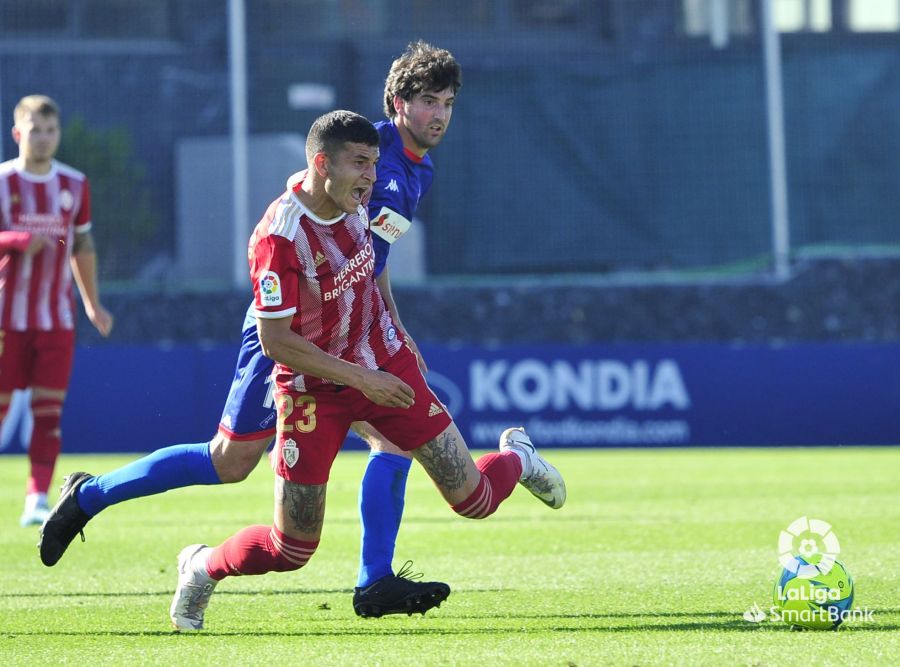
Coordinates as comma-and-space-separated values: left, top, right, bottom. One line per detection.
357, 451, 411, 588
77, 442, 221, 517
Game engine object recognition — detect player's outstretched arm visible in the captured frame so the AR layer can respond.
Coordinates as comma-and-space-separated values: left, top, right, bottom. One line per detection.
256, 315, 415, 409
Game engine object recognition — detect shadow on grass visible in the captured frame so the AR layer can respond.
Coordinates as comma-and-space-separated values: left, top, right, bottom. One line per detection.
4, 609, 898, 638
0, 589, 350, 598
457, 608, 900, 621
0, 587, 508, 599
6, 621, 900, 638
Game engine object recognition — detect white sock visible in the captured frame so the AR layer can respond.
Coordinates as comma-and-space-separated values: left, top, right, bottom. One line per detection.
25, 492, 48, 511
190, 547, 213, 580
509, 448, 530, 480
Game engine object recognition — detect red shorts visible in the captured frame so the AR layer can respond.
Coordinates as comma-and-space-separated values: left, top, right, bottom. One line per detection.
0, 329, 76, 392
272, 346, 453, 485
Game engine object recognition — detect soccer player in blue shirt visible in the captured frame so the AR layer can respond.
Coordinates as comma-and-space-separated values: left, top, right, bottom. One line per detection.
40, 41, 461, 618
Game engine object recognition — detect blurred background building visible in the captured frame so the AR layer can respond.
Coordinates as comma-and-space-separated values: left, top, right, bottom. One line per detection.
1, 0, 898, 450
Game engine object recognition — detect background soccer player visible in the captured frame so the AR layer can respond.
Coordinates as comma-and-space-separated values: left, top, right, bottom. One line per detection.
0, 95, 113, 526
169, 109, 565, 631
41, 42, 462, 618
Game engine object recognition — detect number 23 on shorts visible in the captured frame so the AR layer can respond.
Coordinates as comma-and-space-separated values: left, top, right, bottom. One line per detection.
278, 394, 317, 433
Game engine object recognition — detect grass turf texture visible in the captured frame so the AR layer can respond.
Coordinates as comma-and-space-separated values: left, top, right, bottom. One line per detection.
0, 448, 898, 666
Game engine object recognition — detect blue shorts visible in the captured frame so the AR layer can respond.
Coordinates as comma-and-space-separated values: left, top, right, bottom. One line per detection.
217, 308, 277, 441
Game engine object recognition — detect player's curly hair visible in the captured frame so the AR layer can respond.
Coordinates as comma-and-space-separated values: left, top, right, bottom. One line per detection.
383, 41, 462, 119
306, 110, 379, 161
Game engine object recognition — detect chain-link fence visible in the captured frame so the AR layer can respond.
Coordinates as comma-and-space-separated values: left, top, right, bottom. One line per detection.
1, 0, 897, 286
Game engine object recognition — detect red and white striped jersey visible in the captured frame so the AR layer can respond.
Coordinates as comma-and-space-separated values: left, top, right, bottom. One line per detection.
0, 159, 91, 331
249, 178, 403, 392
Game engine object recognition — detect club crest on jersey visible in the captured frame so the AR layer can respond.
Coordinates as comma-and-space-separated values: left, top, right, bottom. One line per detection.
59, 189, 74, 211
282, 438, 299, 468
259, 271, 282, 306
370, 207, 411, 245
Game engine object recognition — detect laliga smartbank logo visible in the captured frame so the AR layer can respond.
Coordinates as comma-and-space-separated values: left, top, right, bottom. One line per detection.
777, 516, 840, 578
742, 517, 875, 628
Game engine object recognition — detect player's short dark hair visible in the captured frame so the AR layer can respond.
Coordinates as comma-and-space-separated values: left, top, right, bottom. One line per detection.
383, 40, 462, 119
14, 94, 60, 124
306, 110, 379, 162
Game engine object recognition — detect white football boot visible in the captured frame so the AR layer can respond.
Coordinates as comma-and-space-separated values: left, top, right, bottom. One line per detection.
170, 544, 217, 631
19, 493, 50, 527
499, 427, 566, 509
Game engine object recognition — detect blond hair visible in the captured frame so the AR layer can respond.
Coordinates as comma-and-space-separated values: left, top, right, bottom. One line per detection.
14, 94, 60, 124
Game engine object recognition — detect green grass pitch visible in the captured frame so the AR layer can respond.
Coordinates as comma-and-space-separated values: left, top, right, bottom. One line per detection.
1, 447, 898, 666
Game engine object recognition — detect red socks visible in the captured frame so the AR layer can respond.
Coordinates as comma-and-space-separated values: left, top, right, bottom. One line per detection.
206, 525, 318, 580
28, 399, 63, 494
451, 450, 522, 519
204, 453, 522, 580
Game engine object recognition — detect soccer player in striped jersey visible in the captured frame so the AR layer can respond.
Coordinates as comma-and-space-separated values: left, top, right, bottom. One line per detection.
168, 110, 565, 631
42, 43, 460, 618
0, 95, 113, 527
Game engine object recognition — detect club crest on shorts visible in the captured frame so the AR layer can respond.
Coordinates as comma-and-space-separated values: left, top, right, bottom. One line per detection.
282, 438, 299, 468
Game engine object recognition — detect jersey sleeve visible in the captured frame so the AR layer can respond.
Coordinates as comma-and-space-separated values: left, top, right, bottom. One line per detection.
369, 165, 407, 219
75, 178, 92, 233
249, 231, 300, 320
368, 166, 407, 277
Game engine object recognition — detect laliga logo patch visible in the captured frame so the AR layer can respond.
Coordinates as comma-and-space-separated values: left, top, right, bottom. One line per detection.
387, 326, 397, 341
282, 438, 299, 468
259, 271, 282, 306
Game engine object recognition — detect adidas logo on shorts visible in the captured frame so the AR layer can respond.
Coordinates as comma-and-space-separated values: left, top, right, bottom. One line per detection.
428, 402, 443, 417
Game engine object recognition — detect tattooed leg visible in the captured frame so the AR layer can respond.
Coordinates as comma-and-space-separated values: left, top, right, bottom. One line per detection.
412, 423, 481, 504
274, 476, 327, 541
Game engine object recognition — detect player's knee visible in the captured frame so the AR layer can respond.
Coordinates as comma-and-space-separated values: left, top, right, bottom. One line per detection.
352, 422, 409, 456
369, 439, 411, 457
268, 526, 318, 572
215, 456, 258, 483
210, 435, 269, 483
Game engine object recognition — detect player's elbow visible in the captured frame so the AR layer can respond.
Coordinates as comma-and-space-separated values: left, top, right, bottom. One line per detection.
258, 325, 299, 369
258, 329, 285, 362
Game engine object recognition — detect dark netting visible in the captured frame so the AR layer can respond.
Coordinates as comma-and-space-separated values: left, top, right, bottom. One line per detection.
0, 0, 897, 284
